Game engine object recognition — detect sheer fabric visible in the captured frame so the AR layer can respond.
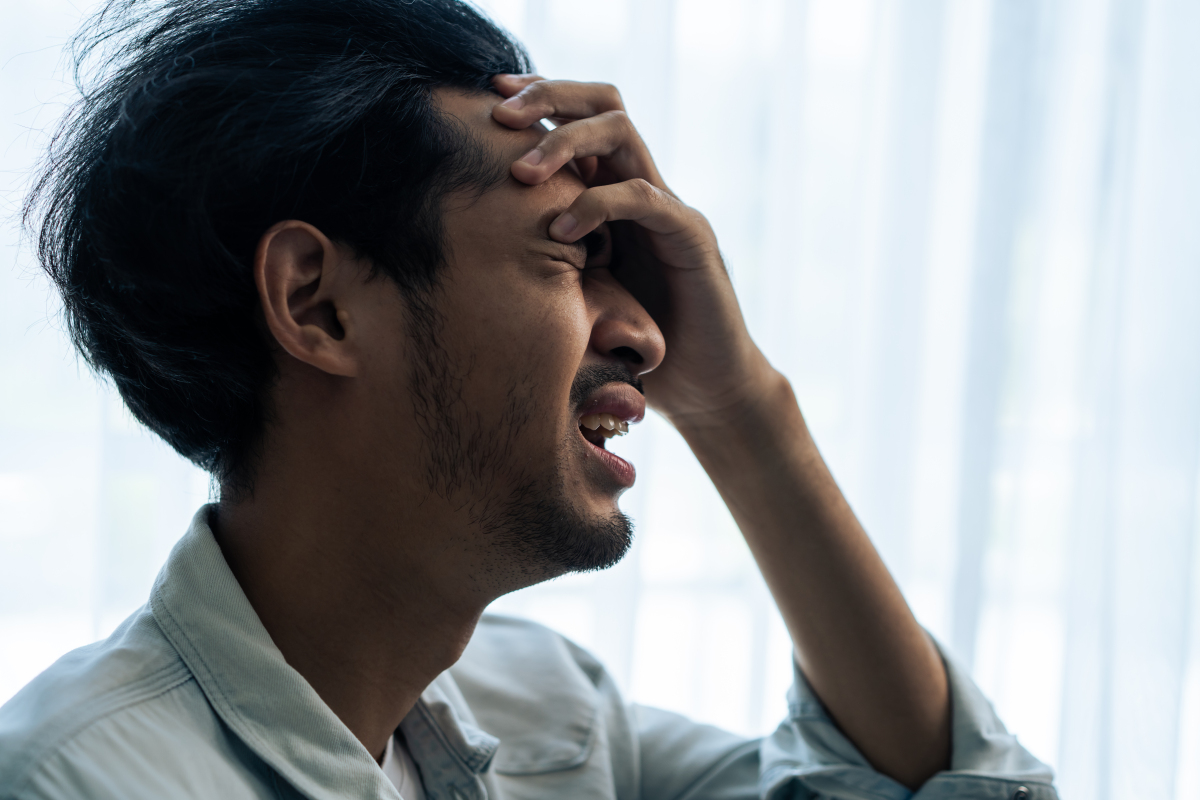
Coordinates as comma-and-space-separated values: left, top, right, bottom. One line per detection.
2, 0, 1198, 797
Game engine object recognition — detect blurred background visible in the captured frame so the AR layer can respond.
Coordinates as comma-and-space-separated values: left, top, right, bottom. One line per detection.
3, 0, 1199, 796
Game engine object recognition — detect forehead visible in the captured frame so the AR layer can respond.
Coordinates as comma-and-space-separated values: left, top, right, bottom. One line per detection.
434, 87, 537, 161
434, 87, 584, 188
434, 87, 586, 244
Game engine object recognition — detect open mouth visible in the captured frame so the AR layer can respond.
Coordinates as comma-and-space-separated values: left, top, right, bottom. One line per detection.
579, 413, 629, 450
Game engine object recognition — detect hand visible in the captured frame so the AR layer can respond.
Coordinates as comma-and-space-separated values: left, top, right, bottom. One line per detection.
491, 75, 781, 429
493, 78, 952, 789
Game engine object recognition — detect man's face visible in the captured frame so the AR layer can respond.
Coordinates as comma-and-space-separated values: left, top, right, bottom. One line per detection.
363, 88, 665, 586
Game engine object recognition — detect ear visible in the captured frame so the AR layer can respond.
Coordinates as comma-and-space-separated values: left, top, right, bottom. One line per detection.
254, 220, 359, 378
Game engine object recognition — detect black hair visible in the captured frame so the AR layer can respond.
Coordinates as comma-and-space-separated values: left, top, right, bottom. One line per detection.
25, 0, 531, 492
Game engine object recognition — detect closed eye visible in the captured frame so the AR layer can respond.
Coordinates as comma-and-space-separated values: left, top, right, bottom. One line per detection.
582, 230, 604, 258
581, 226, 612, 268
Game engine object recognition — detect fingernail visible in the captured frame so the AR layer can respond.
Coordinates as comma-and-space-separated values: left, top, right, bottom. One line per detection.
519, 148, 543, 166
551, 213, 578, 239
500, 95, 525, 110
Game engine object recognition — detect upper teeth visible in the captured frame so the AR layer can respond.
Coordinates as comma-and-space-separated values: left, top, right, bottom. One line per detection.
581, 413, 630, 438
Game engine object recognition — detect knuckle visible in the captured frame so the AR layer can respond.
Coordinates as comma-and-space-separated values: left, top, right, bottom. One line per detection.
599, 82, 624, 108
629, 178, 658, 202
521, 77, 558, 104
521, 80, 547, 101
601, 109, 633, 132
540, 128, 570, 157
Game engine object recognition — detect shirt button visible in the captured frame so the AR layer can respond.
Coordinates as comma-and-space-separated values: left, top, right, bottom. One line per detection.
1013, 787, 1030, 800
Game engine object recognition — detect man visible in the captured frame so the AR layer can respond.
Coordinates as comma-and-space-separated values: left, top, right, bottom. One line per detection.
0, 1, 1055, 798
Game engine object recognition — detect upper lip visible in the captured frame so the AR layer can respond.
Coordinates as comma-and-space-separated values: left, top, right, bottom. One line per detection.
576, 383, 646, 425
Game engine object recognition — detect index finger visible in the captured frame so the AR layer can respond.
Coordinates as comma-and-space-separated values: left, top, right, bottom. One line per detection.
491, 79, 624, 130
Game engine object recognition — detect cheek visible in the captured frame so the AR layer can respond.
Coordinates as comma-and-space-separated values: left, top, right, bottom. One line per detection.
444, 274, 592, 435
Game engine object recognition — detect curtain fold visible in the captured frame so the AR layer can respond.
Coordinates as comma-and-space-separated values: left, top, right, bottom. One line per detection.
2, 0, 1199, 796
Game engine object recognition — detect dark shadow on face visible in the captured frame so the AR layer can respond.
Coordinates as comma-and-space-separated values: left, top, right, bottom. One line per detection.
408, 297, 636, 578
402, 89, 648, 584
480, 363, 645, 577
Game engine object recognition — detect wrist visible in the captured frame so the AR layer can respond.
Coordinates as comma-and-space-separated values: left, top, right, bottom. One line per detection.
670, 368, 808, 456
670, 369, 829, 537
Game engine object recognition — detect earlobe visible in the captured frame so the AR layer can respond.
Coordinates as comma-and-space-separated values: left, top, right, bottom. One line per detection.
254, 221, 359, 378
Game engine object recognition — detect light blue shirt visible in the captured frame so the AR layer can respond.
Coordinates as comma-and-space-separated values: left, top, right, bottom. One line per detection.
0, 507, 1057, 799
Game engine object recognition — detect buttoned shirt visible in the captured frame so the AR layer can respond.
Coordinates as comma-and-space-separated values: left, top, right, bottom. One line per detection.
0, 507, 1057, 800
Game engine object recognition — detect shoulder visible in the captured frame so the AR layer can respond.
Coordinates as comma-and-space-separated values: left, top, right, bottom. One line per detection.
0, 608, 273, 800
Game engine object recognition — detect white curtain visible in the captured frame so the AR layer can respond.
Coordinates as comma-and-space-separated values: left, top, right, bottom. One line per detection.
2, 0, 1199, 797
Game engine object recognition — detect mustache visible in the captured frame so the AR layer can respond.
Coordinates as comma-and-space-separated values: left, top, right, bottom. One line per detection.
569, 364, 643, 409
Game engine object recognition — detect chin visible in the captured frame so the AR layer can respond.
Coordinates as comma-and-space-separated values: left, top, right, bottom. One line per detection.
485, 473, 635, 575
547, 509, 634, 574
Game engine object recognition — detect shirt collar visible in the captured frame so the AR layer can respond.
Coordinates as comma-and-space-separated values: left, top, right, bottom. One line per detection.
149, 506, 498, 800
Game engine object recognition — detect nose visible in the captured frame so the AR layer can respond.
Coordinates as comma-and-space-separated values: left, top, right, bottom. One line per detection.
587, 271, 666, 378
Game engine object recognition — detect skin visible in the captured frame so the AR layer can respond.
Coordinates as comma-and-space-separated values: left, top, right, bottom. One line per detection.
214, 76, 951, 790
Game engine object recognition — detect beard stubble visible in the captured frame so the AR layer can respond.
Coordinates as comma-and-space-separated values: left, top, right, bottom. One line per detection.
404, 294, 634, 584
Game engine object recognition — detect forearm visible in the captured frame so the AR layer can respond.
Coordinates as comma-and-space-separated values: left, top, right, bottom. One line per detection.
672, 370, 950, 789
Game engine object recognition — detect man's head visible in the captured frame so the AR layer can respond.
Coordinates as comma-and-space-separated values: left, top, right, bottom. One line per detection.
31, 0, 665, 593
30, 0, 530, 487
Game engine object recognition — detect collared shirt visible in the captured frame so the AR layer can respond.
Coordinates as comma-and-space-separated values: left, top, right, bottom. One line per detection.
381, 733, 425, 800
0, 507, 1057, 800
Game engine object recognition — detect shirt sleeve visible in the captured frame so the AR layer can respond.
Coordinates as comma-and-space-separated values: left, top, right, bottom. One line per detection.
636, 638, 1059, 800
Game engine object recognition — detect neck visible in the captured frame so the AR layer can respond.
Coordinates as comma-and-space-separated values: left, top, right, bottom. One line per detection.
212, 471, 487, 762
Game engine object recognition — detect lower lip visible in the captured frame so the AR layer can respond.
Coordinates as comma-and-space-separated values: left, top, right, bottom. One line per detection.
585, 436, 636, 487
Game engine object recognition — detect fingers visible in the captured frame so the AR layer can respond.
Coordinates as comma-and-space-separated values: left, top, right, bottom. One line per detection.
494, 76, 670, 196
491, 77, 624, 130
491, 73, 544, 99
509, 109, 653, 185
549, 179, 698, 245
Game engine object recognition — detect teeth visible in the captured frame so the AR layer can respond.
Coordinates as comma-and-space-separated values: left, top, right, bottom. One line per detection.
580, 412, 630, 439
